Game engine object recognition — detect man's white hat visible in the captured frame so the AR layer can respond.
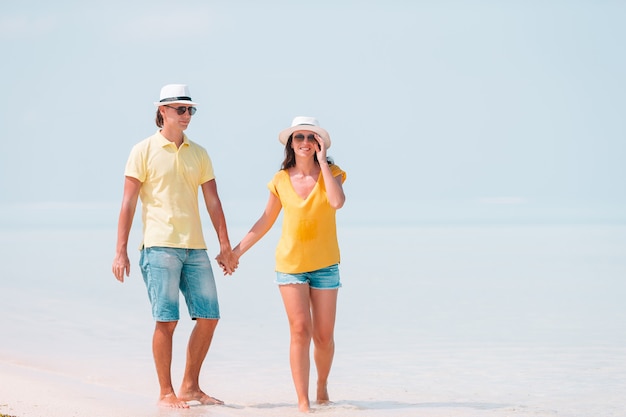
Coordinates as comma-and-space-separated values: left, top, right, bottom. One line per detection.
154, 84, 197, 107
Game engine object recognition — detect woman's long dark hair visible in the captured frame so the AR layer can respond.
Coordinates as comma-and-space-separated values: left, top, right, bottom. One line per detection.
280, 134, 334, 170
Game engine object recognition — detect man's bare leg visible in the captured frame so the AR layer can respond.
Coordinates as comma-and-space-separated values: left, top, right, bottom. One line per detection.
153, 321, 189, 408
177, 318, 223, 405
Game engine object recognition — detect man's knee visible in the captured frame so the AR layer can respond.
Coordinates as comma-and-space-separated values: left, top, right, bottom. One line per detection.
195, 318, 219, 331
156, 320, 178, 335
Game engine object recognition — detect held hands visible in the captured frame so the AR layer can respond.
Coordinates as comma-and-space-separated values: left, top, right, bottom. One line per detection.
215, 248, 239, 276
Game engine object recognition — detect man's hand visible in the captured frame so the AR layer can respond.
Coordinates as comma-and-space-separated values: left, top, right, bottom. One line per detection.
112, 252, 131, 282
216, 249, 239, 276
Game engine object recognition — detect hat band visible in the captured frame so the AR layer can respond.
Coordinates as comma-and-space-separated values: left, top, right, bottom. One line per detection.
160, 96, 192, 102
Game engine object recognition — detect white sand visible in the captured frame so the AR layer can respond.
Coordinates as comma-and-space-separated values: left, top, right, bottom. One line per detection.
2, 344, 625, 417
1, 224, 625, 417
0, 360, 153, 417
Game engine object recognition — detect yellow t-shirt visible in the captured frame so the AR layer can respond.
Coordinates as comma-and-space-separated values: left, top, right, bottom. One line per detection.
125, 131, 215, 250
268, 164, 347, 273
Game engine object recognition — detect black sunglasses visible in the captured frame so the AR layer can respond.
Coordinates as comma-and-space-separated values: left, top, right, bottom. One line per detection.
293, 134, 317, 142
165, 105, 197, 116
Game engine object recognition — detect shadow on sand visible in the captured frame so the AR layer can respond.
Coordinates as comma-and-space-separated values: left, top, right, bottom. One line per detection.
335, 400, 512, 410
246, 400, 513, 411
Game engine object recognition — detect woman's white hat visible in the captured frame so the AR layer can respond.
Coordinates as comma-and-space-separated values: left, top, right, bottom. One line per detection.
153, 84, 197, 107
278, 116, 331, 149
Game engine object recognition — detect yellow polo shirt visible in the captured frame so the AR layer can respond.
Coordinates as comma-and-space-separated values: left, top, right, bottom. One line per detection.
268, 164, 346, 273
125, 131, 215, 250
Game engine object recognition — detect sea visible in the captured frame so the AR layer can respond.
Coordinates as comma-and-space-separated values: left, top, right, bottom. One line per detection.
0, 200, 625, 417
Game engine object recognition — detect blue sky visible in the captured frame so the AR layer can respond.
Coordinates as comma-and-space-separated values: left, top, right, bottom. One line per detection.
1, 1, 625, 224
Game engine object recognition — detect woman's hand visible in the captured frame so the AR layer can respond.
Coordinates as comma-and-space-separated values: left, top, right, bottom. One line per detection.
216, 249, 239, 276
314, 133, 327, 163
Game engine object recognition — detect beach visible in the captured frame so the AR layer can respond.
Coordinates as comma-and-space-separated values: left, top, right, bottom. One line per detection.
2, 0, 625, 415
1, 219, 625, 417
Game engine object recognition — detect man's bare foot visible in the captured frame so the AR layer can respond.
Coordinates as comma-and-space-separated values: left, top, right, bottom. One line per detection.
158, 392, 190, 409
178, 389, 224, 405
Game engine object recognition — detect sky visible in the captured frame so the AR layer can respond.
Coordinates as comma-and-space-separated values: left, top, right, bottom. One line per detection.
1, 0, 625, 224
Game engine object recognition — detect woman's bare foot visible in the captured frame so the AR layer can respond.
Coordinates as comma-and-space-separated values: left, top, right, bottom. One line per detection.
158, 392, 190, 408
178, 389, 224, 405
316, 381, 331, 405
298, 400, 311, 413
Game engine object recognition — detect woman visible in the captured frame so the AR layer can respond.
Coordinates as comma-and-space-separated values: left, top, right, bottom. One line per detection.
222, 116, 346, 412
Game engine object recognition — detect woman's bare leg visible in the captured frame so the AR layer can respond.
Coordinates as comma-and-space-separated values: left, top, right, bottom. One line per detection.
310, 288, 338, 404
279, 284, 313, 412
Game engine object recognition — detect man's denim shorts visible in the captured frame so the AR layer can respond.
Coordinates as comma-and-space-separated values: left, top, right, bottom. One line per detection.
140, 247, 220, 322
275, 264, 341, 290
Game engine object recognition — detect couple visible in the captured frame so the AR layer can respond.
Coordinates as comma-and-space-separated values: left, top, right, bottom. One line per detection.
111, 84, 346, 413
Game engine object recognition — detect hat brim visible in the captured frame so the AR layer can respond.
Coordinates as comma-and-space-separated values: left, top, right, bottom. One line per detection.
278, 125, 331, 149
154, 100, 197, 107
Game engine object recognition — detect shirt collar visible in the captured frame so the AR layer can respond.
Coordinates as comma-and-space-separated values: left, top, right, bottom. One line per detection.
155, 130, 190, 148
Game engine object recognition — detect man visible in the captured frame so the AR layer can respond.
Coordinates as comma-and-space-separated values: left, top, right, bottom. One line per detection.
112, 84, 237, 408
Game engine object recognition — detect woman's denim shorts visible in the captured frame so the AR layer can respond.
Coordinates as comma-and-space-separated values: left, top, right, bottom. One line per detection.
140, 247, 220, 322
275, 264, 341, 290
